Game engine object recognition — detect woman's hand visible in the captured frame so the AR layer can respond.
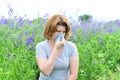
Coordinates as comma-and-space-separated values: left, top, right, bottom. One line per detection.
53, 36, 66, 56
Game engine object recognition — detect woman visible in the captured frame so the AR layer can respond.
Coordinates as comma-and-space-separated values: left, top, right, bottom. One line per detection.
36, 14, 79, 80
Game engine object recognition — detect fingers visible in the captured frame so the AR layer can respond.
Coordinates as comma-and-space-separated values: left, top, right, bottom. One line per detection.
55, 33, 65, 43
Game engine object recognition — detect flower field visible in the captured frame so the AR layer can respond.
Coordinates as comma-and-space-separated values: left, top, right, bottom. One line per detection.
0, 11, 120, 80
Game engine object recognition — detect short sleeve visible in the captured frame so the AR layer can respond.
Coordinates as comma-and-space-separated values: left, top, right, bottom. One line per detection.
36, 43, 47, 58
69, 43, 79, 58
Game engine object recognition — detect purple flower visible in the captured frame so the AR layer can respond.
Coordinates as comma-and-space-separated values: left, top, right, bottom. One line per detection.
18, 16, 24, 26
82, 29, 87, 35
115, 20, 120, 27
92, 30, 96, 34
103, 22, 108, 29
117, 21, 120, 26
28, 20, 32, 25
71, 25, 80, 32
88, 18, 93, 22
27, 33, 36, 45
10, 21, 14, 27
3, 19, 8, 24
44, 13, 49, 19
0, 16, 8, 24
108, 28, 114, 34
24, 31, 29, 35
27, 36, 34, 45
8, 6, 13, 16
92, 22, 97, 27
43, 13, 49, 23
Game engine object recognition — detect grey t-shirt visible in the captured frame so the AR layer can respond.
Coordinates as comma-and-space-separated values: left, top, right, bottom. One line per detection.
36, 40, 78, 80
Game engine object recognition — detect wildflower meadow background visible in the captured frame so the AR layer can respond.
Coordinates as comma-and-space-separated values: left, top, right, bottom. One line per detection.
0, 7, 120, 80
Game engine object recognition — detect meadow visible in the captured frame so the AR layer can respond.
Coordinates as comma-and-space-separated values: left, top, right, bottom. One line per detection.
0, 11, 120, 80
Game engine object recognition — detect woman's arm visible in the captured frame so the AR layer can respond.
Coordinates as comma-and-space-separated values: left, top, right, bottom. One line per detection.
36, 38, 65, 76
67, 56, 79, 80
36, 49, 58, 76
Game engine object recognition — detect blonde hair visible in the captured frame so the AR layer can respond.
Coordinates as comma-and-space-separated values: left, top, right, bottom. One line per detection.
44, 14, 71, 40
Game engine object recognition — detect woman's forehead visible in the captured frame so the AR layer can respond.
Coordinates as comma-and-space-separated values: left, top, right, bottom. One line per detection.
57, 25, 66, 29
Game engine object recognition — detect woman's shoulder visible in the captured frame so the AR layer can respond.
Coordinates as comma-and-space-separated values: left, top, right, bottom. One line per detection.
36, 40, 47, 47
65, 40, 77, 48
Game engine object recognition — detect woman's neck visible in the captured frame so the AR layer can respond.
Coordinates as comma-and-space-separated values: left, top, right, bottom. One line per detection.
48, 39, 55, 50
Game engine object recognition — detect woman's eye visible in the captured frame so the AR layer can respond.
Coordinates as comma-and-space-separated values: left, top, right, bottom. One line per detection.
56, 30, 66, 33
63, 31, 66, 33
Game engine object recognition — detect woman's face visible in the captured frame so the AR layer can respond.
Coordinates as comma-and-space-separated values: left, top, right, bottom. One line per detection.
51, 25, 66, 40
